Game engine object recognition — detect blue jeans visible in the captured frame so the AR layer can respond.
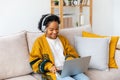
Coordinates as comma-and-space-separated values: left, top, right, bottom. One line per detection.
56, 73, 89, 80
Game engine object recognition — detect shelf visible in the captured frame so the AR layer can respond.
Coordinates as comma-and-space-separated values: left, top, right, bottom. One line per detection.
51, 0, 92, 28
56, 13, 74, 17
51, 6, 59, 8
51, 5, 90, 8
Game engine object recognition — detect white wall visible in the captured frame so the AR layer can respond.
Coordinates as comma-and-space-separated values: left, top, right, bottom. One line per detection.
0, 0, 50, 36
92, 0, 120, 36
1, 0, 120, 36
92, 0, 113, 35
113, 0, 120, 35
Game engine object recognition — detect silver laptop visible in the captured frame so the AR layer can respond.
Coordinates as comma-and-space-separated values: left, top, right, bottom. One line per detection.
57, 56, 91, 78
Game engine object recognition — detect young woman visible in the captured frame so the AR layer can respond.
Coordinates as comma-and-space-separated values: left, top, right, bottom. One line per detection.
29, 14, 89, 80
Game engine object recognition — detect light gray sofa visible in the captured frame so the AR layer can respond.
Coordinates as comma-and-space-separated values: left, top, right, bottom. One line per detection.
0, 25, 120, 80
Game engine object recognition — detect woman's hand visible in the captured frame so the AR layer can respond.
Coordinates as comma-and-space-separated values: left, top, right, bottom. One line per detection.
66, 57, 74, 61
49, 65, 58, 74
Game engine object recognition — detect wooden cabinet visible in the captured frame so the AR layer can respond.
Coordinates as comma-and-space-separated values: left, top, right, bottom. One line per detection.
50, 0, 92, 29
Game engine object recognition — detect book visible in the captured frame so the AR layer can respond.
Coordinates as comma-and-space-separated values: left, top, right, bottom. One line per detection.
82, 0, 85, 5
85, 0, 88, 5
82, 0, 88, 5
63, 17, 73, 28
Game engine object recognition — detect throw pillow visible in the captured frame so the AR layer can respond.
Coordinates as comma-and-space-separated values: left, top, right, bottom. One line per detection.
116, 38, 120, 50
82, 31, 119, 68
74, 36, 110, 70
0, 31, 32, 79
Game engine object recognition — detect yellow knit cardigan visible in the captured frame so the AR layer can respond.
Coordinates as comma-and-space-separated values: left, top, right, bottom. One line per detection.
29, 34, 79, 80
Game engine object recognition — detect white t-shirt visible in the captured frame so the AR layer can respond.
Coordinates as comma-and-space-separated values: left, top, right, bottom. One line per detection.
46, 37, 65, 67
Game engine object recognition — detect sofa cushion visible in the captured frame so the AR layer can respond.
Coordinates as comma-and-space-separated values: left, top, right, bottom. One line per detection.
5, 75, 37, 80
74, 36, 110, 70
85, 50, 120, 80
59, 24, 92, 47
82, 31, 119, 68
85, 69, 120, 80
0, 31, 32, 79
27, 32, 43, 52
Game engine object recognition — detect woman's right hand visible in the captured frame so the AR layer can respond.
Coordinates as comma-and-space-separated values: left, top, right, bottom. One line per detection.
49, 65, 57, 74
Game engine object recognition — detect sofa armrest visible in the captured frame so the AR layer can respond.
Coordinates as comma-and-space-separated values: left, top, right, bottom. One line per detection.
115, 50, 120, 69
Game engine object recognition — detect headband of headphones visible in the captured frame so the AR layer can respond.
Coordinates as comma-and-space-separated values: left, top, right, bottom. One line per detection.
41, 14, 51, 31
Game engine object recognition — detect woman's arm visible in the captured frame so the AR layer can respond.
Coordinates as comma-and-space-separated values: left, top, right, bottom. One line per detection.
29, 38, 53, 73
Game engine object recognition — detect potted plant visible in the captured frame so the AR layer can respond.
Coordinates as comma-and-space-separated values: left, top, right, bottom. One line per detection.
54, 0, 59, 5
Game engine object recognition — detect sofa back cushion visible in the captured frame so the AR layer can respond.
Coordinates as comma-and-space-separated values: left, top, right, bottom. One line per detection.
27, 24, 92, 52
0, 31, 32, 79
59, 25, 92, 47
27, 32, 43, 52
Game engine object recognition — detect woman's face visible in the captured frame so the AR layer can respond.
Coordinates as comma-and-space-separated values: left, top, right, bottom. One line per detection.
45, 21, 59, 39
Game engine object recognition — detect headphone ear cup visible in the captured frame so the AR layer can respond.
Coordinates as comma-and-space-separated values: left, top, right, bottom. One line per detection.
42, 25, 46, 32
44, 29, 46, 32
